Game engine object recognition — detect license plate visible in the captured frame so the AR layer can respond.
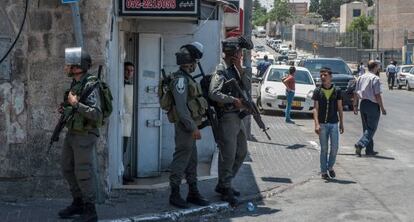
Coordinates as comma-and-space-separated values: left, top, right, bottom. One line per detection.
292, 101, 301, 107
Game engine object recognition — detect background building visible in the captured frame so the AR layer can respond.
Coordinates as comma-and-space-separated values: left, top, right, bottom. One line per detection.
340, 1, 368, 33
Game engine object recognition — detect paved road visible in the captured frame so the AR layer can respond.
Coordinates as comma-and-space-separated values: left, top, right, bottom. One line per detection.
196, 74, 414, 221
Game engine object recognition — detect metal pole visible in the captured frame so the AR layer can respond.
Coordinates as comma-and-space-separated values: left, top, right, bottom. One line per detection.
71, 2, 84, 47
376, 0, 379, 59
243, 0, 252, 139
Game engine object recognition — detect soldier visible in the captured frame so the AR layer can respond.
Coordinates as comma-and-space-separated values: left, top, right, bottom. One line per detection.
58, 47, 101, 222
168, 42, 210, 208
209, 36, 253, 206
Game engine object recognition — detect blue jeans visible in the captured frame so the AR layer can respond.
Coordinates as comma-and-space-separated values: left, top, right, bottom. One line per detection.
357, 99, 380, 153
319, 123, 339, 173
285, 90, 295, 121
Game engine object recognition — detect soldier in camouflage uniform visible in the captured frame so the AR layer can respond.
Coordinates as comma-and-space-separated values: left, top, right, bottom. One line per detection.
58, 48, 101, 222
168, 42, 210, 208
209, 36, 253, 206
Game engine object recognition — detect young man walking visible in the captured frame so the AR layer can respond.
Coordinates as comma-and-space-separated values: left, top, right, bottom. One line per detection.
312, 67, 344, 179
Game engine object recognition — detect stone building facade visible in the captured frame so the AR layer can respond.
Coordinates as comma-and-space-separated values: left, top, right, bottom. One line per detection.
0, 0, 113, 199
1, 0, 229, 199
340, 1, 368, 33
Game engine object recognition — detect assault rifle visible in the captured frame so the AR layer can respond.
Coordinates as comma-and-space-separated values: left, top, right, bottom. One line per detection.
224, 76, 272, 140
47, 65, 103, 153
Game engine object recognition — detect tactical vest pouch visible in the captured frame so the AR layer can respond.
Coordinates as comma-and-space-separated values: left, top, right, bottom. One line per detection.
99, 81, 113, 122
187, 97, 208, 119
167, 106, 179, 123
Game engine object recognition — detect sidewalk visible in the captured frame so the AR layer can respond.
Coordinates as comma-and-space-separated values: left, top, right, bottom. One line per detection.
0, 114, 319, 222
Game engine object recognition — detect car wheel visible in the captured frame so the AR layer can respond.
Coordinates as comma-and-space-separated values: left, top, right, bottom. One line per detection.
408, 82, 412, 91
256, 96, 269, 115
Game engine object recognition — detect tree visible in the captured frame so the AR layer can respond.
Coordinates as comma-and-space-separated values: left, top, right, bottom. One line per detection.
318, 0, 342, 22
268, 0, 293, 24
309, 0, 320, 13
365, 0, 374, 7
253, 0, 268, 27
346, 15, 374, 48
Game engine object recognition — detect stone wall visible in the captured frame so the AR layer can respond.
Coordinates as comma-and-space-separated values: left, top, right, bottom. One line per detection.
0, 0, 112, 200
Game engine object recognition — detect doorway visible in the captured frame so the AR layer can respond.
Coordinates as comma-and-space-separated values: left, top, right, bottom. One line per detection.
123, 33, 163, 180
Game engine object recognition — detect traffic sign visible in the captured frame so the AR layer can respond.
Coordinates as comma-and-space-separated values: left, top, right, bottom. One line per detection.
62, 0, 79, 3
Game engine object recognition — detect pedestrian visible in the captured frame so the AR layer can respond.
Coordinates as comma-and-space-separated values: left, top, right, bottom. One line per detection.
168, 42, 210, 208
256, 55, 271, 77
353, 60, 387, 157
58, 48, 101, 222
386, 60, 397, 90
282, 66, 296, 124
312, 67, 344, 179
122, 62, 134, 183
358, 62, 365, 76
209, 36, 253, 207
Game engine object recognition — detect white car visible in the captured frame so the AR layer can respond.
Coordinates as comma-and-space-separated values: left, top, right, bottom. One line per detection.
395, 65, 414, 89
252, 54, 275, 76
256, 65, 316, 114
406, 67, 414, 91
278, 44, 289, 53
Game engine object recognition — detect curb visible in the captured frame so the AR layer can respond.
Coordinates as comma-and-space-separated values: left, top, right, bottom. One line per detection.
102, 177, 314, 222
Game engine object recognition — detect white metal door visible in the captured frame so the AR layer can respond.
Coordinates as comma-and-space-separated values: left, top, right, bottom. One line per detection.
136, 34, 163, 177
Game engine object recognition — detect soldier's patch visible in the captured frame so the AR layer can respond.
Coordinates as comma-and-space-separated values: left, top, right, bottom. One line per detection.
176, 78, 185, 94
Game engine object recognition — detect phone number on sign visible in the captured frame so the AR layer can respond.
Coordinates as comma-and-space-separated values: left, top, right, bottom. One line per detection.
126, 0, 177, 9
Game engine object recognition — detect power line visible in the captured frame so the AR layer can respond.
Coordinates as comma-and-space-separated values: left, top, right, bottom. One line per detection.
0, 0, 29, 65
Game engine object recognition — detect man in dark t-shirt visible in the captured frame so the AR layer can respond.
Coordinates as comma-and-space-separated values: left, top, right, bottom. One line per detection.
312, 67, 344, 180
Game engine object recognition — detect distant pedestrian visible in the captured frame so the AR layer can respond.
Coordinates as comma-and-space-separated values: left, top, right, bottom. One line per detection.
312, 67, 344, 179
256, 55, 271, 77
282, 66, 296, 124
386, 60, 397, 90
358, 62, 365, 76
353, 60, 387, 157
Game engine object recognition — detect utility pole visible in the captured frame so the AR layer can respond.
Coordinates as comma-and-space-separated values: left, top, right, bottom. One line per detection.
243, 0, 253, 138
376, 0, 379, 60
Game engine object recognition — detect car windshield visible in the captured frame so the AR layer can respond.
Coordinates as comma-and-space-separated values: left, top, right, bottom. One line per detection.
303, 60, 352, 75
402, 66, 413, 72
267, 68, 313, 85
256, 58, 274, 64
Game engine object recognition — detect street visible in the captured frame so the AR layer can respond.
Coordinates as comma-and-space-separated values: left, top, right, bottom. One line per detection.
191, 71, 414, 221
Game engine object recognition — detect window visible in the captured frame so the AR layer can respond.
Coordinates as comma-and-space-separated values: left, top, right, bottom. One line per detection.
267, 68, 313, 85
353, 9, 361, 17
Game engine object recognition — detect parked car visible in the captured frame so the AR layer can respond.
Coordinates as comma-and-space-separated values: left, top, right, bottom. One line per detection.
278, 44, 289, 53
288, 50, 298, 60
406, 67, 414, 91
255, 65, 316, 114
395, 65, 414, 89
298, 58, 355, 108
254, 45, 266, 52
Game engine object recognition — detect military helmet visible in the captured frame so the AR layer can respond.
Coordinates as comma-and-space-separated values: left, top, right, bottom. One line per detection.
176, 42, 204, 65
222, 36, 254, 54
65, 47, 92, 71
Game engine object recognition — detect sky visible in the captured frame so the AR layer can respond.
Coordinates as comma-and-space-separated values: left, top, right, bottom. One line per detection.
259, 0, 310, 9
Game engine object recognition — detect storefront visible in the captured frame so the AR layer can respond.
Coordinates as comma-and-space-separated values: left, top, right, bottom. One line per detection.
106, 0, 225, 189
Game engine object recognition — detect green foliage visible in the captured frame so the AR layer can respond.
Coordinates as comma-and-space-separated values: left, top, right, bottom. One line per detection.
309, 0, 320, 13
268, 0, 293, 24
345, 15, 374, 48
253, 0, 268, 26
365, 0, 374, 6
318, 0, 342, 22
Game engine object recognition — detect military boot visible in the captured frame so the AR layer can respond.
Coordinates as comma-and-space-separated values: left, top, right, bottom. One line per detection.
221, 188, 239, 207
73, 202, 97, 222
169, 186, 189, 209
58, 198, 83, 218
186, 183, 210, 206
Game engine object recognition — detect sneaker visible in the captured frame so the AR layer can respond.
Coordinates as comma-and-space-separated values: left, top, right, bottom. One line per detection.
285, 120, 295, 124
321, 173, 329, 180
328, 170, 336, 178
355, 144, 362, 157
